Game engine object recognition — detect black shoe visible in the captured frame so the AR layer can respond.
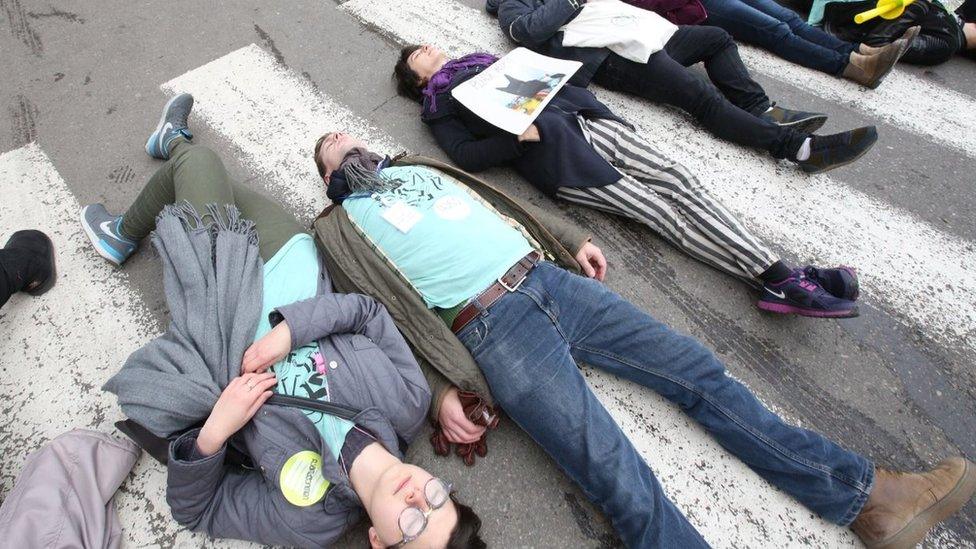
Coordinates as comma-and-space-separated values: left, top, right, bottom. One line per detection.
761, 103, 828, 134
3, 230, 56, 295
803, 265, 859, 301
797, 126, 878, 174
957, 0, 976, 22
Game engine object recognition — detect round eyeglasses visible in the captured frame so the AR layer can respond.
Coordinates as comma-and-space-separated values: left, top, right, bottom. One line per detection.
391, 478, 453, 547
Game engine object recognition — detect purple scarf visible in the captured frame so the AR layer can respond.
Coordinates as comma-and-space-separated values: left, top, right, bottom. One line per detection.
422, 52, 499, 113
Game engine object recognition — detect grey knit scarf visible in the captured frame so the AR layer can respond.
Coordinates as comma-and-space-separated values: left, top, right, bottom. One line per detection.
102, 202, 263, 437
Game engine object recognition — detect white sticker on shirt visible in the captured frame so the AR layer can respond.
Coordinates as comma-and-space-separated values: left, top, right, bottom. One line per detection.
381, 201, 423, 233
433, 195, 471, 221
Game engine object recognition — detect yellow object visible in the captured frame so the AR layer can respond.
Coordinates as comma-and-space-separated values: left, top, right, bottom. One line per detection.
854, 0, 916, 24
279, 450, 330, 506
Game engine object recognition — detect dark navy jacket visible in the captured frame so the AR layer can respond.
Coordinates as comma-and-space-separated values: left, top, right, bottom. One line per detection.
486, 0, 611, 86
422, 66, 628, 196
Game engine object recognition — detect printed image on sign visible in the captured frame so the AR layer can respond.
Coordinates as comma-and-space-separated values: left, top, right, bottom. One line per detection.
451, 48, 582, 135
279, 450, 330, 506
433, 195, 471, 220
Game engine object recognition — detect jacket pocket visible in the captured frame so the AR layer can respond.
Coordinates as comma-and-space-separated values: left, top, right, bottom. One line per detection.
349, 334, 378, 351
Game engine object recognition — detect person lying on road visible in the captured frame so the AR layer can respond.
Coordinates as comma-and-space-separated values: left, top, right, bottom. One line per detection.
84, 94, 486, 549
395, 45, 861, 318
484, 0, 882, 170
310, 127, 976, 549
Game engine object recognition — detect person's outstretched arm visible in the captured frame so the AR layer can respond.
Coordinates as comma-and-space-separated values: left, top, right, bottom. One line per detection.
493, 0, 585, 46
166, 375, 351, 546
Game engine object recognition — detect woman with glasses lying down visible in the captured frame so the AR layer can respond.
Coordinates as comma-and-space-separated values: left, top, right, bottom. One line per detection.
90, 93, 485, 549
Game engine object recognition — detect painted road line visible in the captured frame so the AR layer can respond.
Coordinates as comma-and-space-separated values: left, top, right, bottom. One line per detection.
162, 44, 860, 547
0, 144, 218, 547
342, 0, 976, 358
162, 45, 397, 221
738, 46, 975, 160
344, 0, 976, 159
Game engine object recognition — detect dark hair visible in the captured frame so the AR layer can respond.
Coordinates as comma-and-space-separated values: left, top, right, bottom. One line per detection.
446, 494, 487, 549
393, 45, 425, 103
312, 132, 332, 180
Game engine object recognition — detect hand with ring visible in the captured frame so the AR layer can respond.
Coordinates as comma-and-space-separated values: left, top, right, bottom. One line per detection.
196, 372, 278, 456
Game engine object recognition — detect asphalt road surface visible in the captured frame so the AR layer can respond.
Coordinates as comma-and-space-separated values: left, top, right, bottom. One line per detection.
1, 0, 974, 547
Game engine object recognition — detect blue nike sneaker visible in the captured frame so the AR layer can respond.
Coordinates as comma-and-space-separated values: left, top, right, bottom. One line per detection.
803, 265, 860, 301
145, 93, 194, 160
79, 204, 138, 265
758, 269, 859, 318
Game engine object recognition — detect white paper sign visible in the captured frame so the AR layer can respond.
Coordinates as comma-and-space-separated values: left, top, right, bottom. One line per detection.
450, 48, 582, 135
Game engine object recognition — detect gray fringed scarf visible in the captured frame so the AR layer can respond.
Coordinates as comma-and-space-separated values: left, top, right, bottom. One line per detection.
327, 148, 404, 204
103, 202, 263, 437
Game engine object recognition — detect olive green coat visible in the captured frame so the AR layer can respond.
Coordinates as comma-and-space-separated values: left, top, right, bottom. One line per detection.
312, 155, 590, 418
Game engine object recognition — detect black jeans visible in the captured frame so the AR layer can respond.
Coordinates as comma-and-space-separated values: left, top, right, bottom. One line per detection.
0, 248, 26, 308
900, 8, 965, 65
0, 260, 13, 308
592, 25, 806, 159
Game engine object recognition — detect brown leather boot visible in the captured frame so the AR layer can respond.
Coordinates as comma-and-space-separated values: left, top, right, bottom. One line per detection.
843, 45, 904, 89
860, 27, 922, 55
852, 457, 976, 549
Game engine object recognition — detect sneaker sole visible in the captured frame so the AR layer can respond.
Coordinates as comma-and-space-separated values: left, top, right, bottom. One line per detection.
867, 458, 976, 549
25, 231, 57, 296
757, 300, 860, 318
801, 133, 879, 174
144, 93, 185, 159
79, 206, 125, 265
778, 115, 828, 135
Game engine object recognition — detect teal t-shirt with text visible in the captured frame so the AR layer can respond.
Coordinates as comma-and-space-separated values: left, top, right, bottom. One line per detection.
342, 165, 534, 309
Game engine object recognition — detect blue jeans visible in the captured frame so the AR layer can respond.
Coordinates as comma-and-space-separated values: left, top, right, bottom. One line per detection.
701, 0, 857, 75
457, 262, 873, 548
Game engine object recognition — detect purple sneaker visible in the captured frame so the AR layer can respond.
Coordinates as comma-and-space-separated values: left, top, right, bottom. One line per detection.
758, 270, 859, 318
803, 265, 859, 301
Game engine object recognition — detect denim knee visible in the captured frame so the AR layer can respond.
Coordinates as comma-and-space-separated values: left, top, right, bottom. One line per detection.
702, 26, 736, 52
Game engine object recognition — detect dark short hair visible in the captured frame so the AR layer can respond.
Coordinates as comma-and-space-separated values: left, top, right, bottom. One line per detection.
393, 45, 425, 103
446, 494, 486, 549
312, 132, 332, 180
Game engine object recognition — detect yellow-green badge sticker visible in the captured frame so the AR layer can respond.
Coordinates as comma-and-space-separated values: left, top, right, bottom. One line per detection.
279, 450, 330, 506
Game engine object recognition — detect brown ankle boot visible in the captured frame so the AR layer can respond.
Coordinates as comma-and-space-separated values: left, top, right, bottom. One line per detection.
852, 457, 976, 549
842, 46, 903, 89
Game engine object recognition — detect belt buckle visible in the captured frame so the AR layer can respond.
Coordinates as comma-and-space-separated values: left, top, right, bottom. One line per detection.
498, 273, 526, 292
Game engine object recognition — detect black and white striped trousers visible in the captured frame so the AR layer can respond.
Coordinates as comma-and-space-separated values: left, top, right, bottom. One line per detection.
558, 118, 779, 281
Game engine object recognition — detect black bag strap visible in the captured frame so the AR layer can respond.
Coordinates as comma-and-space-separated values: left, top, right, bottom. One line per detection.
115, 419, 256, 468
118, 394, 407, 465
267, 394, 408, 454
267, 393, 360, 421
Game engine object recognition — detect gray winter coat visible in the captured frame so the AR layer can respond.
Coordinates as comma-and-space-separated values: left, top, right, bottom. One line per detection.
165, 278, 431, 547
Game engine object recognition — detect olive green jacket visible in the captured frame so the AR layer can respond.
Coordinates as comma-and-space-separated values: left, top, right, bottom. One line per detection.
312, 155, 590, 419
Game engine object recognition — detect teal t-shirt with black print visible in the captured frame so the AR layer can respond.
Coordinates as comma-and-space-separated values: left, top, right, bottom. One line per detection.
258, 233, 355, 459
342, 165, 534, 309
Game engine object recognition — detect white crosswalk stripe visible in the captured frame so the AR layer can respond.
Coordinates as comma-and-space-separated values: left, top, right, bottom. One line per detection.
162, 44, 866, 547
342, 0, 976, 358
0, 144, 227, 547
343, 0, 976, 159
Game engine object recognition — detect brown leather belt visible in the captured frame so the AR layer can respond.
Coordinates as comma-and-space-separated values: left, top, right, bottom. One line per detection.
451, 251, 542, 334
